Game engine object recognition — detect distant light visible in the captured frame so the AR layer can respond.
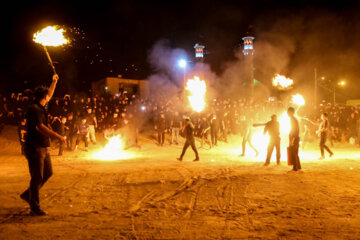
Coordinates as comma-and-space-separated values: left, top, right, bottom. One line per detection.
178, 59, 187, 68
141, 106, 146, 111
338, 81, 346, 86
105, 86, 108, 90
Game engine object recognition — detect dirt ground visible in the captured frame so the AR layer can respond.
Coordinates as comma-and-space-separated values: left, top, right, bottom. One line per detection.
1, 126, 360, 239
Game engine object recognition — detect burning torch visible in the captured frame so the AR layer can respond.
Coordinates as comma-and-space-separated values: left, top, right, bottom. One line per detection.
33, 26, 69, 74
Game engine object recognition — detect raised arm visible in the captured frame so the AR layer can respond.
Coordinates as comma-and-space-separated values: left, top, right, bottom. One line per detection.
47, 74, 59, 101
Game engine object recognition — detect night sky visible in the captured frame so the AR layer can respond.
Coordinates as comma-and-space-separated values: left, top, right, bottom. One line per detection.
2, 0, 360, 99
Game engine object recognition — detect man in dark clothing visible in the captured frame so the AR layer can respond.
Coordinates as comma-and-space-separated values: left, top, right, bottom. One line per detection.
155, 112, 166, 146
263, 114, 281, 166
74, 117, 89, 151
288, 107, 301, 171
177, 117, 200, 161
65, 113, 75, 150
51, 116, 67, 156
210, 114, 219, 146
318, 112, 334, 159
200, 116, 212, 149
20, 74, 66, 216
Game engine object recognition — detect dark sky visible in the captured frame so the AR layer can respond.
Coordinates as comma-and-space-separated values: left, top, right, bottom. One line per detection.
1, 0, 360, 99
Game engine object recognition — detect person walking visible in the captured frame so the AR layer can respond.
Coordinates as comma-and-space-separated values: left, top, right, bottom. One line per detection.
177, 117, 200, 162
317, 112, 334, 159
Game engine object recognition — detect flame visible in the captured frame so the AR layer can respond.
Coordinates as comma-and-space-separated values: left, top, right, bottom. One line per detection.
186, 76, 206, 112
33, 26, 69, 47
291, 94, 305, 106
92, 135, 133, 161
272, 74, 294, 90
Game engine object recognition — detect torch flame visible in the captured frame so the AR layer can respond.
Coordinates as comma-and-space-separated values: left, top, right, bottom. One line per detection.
92, 135, 133, 161
291, 94, 305, 106
272, 74, 294, 90
33, 26, 69, 47
186, 76, 206, 112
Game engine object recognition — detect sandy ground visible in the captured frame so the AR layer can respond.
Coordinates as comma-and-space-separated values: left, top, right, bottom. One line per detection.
1, 126, 360, 239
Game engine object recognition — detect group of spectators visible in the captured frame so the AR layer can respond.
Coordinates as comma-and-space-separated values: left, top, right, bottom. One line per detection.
1, 91, 360, 155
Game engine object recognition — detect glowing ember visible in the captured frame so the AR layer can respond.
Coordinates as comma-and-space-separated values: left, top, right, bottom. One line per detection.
291, 94, 305, 106
33, 26, 69, 47
92, 135, 134, 161
186, 76, 206, 112
272, 74, 294, 90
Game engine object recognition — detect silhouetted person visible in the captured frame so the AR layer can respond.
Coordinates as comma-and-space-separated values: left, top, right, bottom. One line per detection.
240, 120, 259, 157
288, 107, 301, 171
155, 112, 166, 146
177, 117, 200, 162
318, 112, 334, 159
20, 74, 66, 216
210, 114, 219, 146
264, 114, 281, 166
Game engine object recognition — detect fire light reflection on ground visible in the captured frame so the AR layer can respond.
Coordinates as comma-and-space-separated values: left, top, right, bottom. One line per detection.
91, 135, 135, 161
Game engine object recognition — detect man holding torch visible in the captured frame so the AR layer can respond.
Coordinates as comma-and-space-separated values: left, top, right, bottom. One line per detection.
20, 74, 66, 216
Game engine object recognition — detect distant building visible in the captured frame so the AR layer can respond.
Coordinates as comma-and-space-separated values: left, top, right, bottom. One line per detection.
92, 77, 149, 97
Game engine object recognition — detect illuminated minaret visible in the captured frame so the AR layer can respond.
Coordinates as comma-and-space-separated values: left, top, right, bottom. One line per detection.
242, 36, 255, 101
242, 36, 255, 56
194, 43, 205, 62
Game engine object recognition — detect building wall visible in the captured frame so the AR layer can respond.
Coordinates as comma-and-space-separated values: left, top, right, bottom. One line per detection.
92, 78, 149, 97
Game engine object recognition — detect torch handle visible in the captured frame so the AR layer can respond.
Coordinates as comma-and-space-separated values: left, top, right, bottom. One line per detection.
43, 46, 57, 75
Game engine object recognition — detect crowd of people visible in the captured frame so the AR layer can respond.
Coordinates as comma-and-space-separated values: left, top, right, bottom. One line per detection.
7, 75, 359, 216
1, 90, 360, 156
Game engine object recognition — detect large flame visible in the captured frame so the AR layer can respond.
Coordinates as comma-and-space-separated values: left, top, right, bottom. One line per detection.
33, 26, 69, 47
92, 135, 133, 161
291, 94, 305, 106
272, 74, 294, 90
186, 76, 206, 112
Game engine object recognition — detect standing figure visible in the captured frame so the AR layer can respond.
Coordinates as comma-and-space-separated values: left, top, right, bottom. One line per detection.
288, 107, 301, 171
240, 120, 259, 157
51, 116, 67, 156
263, 114, 281, 166
170, 111, 182, 145
155, 112, 166, 146
65, 113, 75, 150
86, 108, 97, 144
317, 113, 334, 159
200, 116, 212, 149
74, 117, 89, 152
177, 117, 200, 162
20, 74, 66, 216
210, 114, 219, 147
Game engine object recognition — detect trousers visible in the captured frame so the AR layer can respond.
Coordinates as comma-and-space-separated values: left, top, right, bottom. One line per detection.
22, 146, 53, 210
